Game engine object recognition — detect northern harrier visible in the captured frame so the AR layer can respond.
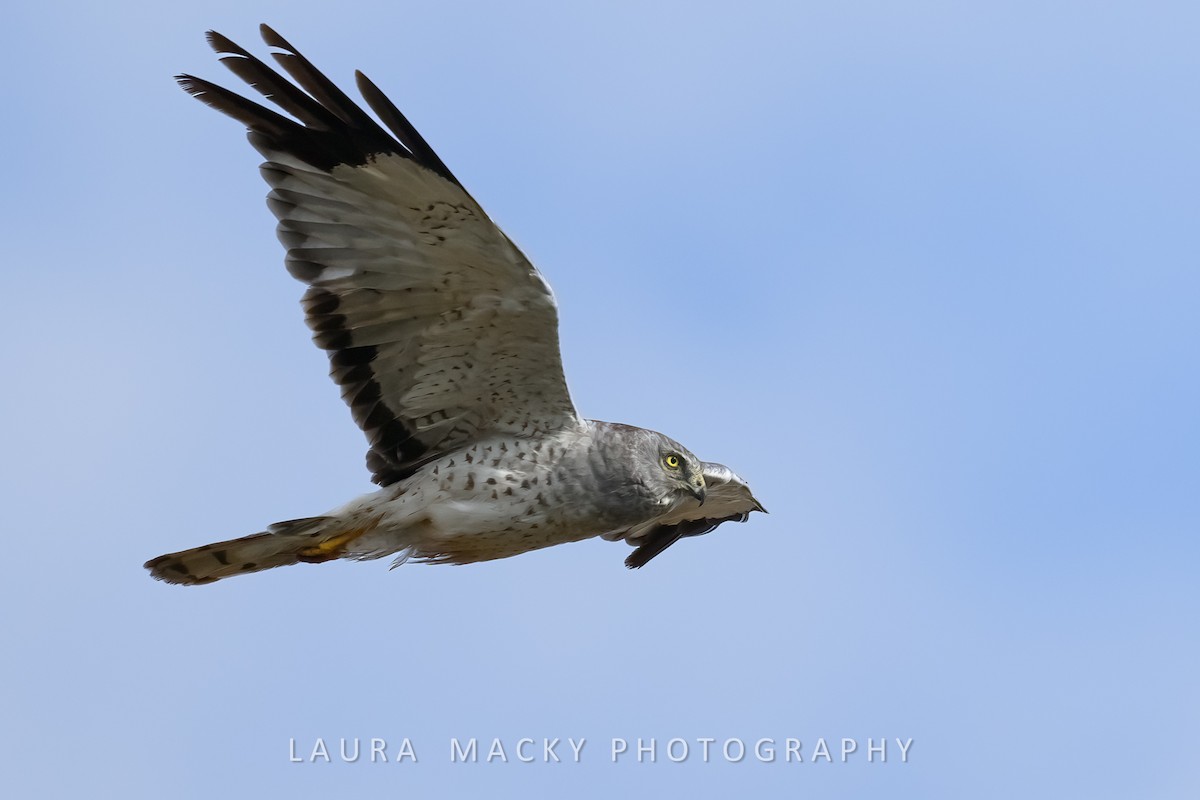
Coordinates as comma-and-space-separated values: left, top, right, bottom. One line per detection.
145, 26, 764, 585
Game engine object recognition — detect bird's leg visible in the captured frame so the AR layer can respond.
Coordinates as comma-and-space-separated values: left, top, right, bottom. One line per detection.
296, 521, 379, 563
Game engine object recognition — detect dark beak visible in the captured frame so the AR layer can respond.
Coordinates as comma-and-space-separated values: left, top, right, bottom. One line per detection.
690, 483, 706, 506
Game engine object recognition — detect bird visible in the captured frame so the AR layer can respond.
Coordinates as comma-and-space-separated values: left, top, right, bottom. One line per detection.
144, 25, 764, 586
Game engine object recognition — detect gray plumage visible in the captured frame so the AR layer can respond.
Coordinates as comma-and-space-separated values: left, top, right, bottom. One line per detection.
145, 26, 764, 586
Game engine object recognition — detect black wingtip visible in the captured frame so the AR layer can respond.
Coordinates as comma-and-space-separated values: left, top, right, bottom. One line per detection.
207, 30, 248, 58
175, 74, 203, 96
182, 26, 471, 186
259, 23, 291, 52
354, 69, 463, 187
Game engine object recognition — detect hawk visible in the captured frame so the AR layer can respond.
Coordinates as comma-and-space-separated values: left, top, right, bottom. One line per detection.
145, 26, 764, 586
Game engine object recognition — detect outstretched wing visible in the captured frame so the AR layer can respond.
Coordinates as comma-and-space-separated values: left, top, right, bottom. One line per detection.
605, 462, 767, 568
180, 26, 580, 485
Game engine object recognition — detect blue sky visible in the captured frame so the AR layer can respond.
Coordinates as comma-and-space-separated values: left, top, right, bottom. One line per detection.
2, 1, 1197, 797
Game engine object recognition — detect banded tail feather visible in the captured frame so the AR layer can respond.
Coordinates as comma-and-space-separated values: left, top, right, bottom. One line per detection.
144, 517, 361, 585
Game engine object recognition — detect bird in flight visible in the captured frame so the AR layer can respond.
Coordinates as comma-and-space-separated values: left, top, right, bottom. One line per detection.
145, 25, 764, 585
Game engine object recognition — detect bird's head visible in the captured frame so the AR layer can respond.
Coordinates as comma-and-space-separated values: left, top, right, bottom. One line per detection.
648, 433, 707, 506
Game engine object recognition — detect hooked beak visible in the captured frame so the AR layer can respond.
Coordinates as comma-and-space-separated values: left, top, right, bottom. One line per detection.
689, 482, 706, 506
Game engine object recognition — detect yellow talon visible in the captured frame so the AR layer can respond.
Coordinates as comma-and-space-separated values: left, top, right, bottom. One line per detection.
297, 523, 376, 562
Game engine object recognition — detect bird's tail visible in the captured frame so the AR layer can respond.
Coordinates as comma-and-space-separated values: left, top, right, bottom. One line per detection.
144, 516, 379, 586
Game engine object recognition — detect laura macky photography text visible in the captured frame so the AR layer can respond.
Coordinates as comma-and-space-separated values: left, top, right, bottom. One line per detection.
288, 736, 914, 765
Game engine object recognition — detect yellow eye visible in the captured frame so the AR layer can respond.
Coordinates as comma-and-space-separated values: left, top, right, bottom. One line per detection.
663, 454, 681, 470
